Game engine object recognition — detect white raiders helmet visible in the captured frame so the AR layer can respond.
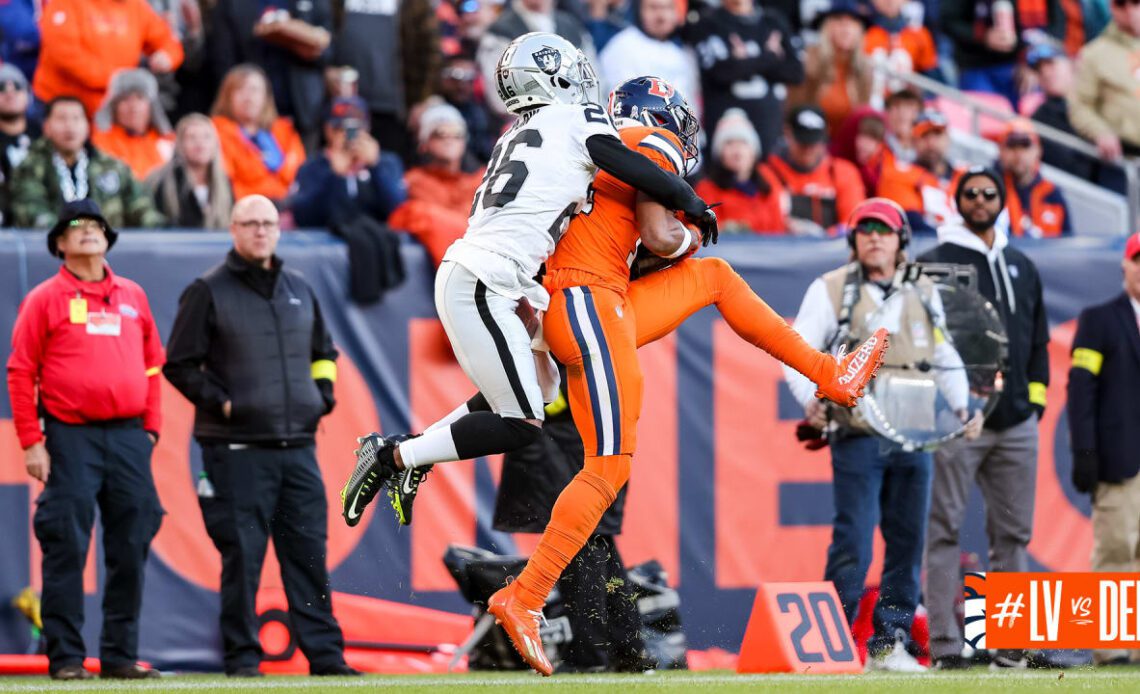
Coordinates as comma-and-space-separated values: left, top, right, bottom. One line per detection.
495, 32, 599, 114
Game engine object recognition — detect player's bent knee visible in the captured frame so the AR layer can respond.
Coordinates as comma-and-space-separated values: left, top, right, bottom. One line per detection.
584, 454, 632, 492
502, 417, 543, 449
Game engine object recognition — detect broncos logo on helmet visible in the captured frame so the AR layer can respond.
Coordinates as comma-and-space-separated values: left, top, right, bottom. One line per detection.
608, 76, 700, 172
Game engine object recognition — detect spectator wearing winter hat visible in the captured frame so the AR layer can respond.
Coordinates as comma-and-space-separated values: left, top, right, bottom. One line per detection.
919, 164, 1050, 670
693, 108, 786, 234
289, 96, 406, 229
761, 105, 866, 236
788, 0, 874, 136
0, 63, 40, 226
91, 69, 175, 181
599, 0, 700, 118
996, 118, 1070, 238
389, 103, 484, 266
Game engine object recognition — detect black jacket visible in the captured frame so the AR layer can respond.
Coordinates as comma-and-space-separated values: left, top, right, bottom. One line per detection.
1067, 293, 1140, 483
683, 6, 803, 156
1031, 95, 1098, 183
209, 0, 333, 138
918, 225, 1050, 431
493, 397, 627, 536
163, 250, 338, 445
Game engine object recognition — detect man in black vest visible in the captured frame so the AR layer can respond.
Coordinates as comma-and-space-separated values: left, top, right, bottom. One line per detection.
1068, 232, 1140, 666
163, 194, 356, 678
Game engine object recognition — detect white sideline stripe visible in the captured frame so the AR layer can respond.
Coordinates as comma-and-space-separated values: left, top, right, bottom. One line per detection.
569, 287, 615, 455
0, 671, 1124, 690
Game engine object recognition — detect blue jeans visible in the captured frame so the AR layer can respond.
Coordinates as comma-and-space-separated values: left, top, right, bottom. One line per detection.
958, 62, 1019, 110
824, 435, 933, 656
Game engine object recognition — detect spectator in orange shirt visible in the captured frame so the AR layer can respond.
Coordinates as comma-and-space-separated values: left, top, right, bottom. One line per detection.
761, 105, 866, 235
91, 70, 175, 181
33, 0, 183, 118
883, 87, 922, 163
210, 64, 305, 203
877, 110, 964, 234
388, 103, 483, 266
693, 108, 787, 234
997, 118, 1070, 237
864, 0, 940, 97
788, 1, 873, 136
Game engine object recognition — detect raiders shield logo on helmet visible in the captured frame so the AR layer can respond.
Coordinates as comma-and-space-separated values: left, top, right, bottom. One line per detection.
531, 46, 561, 75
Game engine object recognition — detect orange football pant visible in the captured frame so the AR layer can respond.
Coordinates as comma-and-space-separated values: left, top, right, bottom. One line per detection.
512, 257, 838, 609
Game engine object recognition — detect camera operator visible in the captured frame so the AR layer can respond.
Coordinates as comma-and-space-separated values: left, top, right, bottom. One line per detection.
783, 198, 977, 673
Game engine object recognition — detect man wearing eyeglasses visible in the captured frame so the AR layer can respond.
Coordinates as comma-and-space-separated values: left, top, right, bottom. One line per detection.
1070, 0, 1140, 162
918, 165, 1051, 670
163, 194, 357, 677
785, 197, 972, 673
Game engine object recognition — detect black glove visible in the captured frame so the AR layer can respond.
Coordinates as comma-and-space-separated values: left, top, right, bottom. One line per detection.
1072, 449, 1099, 495
685, 205, 719, 247
316, 378, 336, 415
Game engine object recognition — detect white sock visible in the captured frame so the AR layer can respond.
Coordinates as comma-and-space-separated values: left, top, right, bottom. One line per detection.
424, 401, 473, 432
399, 428, 460, 469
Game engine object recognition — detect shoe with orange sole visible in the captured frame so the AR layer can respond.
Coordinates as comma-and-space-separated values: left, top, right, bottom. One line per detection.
486, 583, 553, 676
815, 327, 890, 407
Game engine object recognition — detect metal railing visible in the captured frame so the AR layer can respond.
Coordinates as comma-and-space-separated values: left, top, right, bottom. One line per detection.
878, 66, 1139, 234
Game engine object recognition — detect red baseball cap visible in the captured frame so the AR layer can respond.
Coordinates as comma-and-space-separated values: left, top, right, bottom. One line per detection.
1126, 232, 1140, 261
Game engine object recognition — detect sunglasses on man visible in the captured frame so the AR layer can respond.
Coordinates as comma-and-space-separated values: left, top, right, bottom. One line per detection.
854, 220, 898, 236
1114, 0, 1140, 8
961, 187, 999, 202
0, 81, 25, 93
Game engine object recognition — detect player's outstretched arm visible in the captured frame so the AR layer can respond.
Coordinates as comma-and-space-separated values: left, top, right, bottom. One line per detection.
585, 134, 717, 245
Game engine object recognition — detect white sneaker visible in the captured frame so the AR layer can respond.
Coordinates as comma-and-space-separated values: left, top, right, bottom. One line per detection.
866, 641, 929, 673
988, 654, 1028, 670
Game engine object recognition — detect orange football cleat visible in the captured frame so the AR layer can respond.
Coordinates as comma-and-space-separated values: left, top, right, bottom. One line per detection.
486, 583, 553, 676
815, 327, 890, 407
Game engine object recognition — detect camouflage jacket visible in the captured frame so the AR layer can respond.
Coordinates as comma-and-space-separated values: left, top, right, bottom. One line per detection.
10, 140, 166, 229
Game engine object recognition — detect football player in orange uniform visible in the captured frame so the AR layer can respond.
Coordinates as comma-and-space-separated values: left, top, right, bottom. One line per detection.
483, 76, 891, 675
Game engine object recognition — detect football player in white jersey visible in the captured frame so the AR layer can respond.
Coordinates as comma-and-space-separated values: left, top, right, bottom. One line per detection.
340, 32, 717, 527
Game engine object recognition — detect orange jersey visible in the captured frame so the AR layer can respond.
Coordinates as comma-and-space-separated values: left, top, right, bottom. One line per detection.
863, 25, 938, 75
544, 125, 686, 294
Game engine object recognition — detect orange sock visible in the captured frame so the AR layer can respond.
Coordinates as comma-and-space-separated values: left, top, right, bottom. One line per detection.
702, 258, 839, 387
512, 456, 630, 609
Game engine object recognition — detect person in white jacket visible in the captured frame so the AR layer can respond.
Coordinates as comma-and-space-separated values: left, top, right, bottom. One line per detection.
784, 198, 974, 674
599, 0, 700, 119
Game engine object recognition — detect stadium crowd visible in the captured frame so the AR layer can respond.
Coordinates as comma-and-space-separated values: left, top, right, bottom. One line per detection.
4, 0, 1140, 680
0, 0, 1134, 244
